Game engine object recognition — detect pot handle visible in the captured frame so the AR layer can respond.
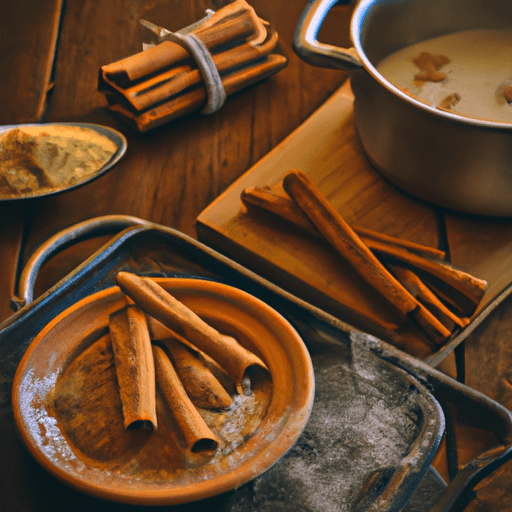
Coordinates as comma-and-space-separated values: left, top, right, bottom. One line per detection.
11, 215, 153, 310
293, 0, 362, 70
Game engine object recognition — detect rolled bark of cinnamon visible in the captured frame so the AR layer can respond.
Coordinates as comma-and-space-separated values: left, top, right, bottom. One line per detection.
106, 54, 287, 132
109, 305, 157, 430
369, 238, 487, 309
158, 338, 233, 410
389, 265, 469, 330
100, 1, 261, 86
282, 170, 451, 346
241, 186, 447, 260
152, 345, 219, 454
115, 272, 268, 393
116, 29, 279, 112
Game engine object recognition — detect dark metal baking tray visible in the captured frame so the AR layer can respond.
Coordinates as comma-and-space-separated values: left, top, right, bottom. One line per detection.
1, 216, 511, 512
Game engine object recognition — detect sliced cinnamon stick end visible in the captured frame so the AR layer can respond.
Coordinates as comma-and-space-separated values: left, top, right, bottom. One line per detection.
381, 249, 487, 311
109, 305, 157, 430
159, 338, 233, 410
241, 185, 447, 263
152, 345, 219, 455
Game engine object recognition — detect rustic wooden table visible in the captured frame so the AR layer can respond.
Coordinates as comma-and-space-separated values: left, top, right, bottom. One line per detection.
1, 0, 512, 510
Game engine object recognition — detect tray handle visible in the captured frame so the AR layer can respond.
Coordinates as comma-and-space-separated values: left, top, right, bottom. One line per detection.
11, 215, 152, 310
293, 0, 362, 70
353, 332, 512, 511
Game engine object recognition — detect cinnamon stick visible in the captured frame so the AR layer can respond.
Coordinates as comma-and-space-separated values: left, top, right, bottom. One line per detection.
282, 170, 451, 346
122, 30, 279, 111
109, 305, 157, 430
107, 54, 287, 132
115, 272, 268, 393
241, 186, 446, 260
192, 0, 268, 46
101, 1, 262, 86
388, 265, 469, 330
152, 345, 219, 454
158, 338, 233, 410
367, 239, 487, 308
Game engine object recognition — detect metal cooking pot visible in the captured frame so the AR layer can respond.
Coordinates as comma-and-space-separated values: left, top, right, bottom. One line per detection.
294, 0, 512, 216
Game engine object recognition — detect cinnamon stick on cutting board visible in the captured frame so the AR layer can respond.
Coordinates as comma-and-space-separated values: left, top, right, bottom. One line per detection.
388, 265, 470, 330
115, 272, 268, 393
241, 184, 485, 316
109, 305, 157, 430
241, 186, 447, 260
152, 345, 219, 454
282, 170, 452, 347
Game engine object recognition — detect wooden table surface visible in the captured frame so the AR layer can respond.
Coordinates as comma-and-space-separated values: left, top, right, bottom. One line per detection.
1, 0, 512, 510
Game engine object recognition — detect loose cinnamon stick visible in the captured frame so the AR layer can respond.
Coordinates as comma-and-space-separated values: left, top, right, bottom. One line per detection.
101, 2, 261, 86
242, 183, 484, 313
388, 265, 469, 330
241, 186, 446, 260
354, 225, 446, 261
109, 305, 157, 430
152, 345, 219, 454
241, 186, 319, 236
158, 338, 233, 410
107, 54, 287, 132
116, 272, 268, 393
282, 170, 451, 346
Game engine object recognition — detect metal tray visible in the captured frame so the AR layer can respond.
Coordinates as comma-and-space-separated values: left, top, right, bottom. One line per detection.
1, 216, 512, 512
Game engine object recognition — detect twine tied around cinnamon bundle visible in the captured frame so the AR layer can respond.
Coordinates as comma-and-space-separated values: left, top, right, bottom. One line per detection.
98, 0, 287, 132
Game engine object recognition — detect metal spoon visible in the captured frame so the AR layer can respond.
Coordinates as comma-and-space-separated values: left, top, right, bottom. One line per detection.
0, 122, 127, 201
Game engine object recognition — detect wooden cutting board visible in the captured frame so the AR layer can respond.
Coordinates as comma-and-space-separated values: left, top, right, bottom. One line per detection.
196, 80, 512, 362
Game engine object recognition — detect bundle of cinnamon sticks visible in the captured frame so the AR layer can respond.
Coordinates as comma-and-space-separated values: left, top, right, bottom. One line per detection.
98, 0, 287, 132
241, 170, 487, 352
107, 271, 268, 459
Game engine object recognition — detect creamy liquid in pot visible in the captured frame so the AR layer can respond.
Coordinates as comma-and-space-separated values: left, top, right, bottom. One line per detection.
376, 29, 512, 123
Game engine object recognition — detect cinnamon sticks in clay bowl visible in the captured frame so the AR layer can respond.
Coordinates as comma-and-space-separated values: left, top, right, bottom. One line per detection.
12, 275, 314, 506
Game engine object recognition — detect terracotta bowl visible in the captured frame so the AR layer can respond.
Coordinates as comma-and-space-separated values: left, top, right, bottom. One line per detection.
12, 278, 314, 506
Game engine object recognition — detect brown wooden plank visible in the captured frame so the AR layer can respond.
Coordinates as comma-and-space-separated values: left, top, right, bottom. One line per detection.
0, 0, 63, 124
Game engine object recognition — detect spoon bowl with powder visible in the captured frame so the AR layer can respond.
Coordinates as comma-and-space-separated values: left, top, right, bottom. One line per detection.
0, 123, 127, 200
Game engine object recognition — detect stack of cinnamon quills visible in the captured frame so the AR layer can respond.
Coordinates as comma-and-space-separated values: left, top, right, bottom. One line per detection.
108, 271, 268, 460
241, 170, 487, 354
98, 0, 287, 132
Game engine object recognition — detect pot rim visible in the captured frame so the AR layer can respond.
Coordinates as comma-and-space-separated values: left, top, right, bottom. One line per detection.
351, 0, 512, 130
